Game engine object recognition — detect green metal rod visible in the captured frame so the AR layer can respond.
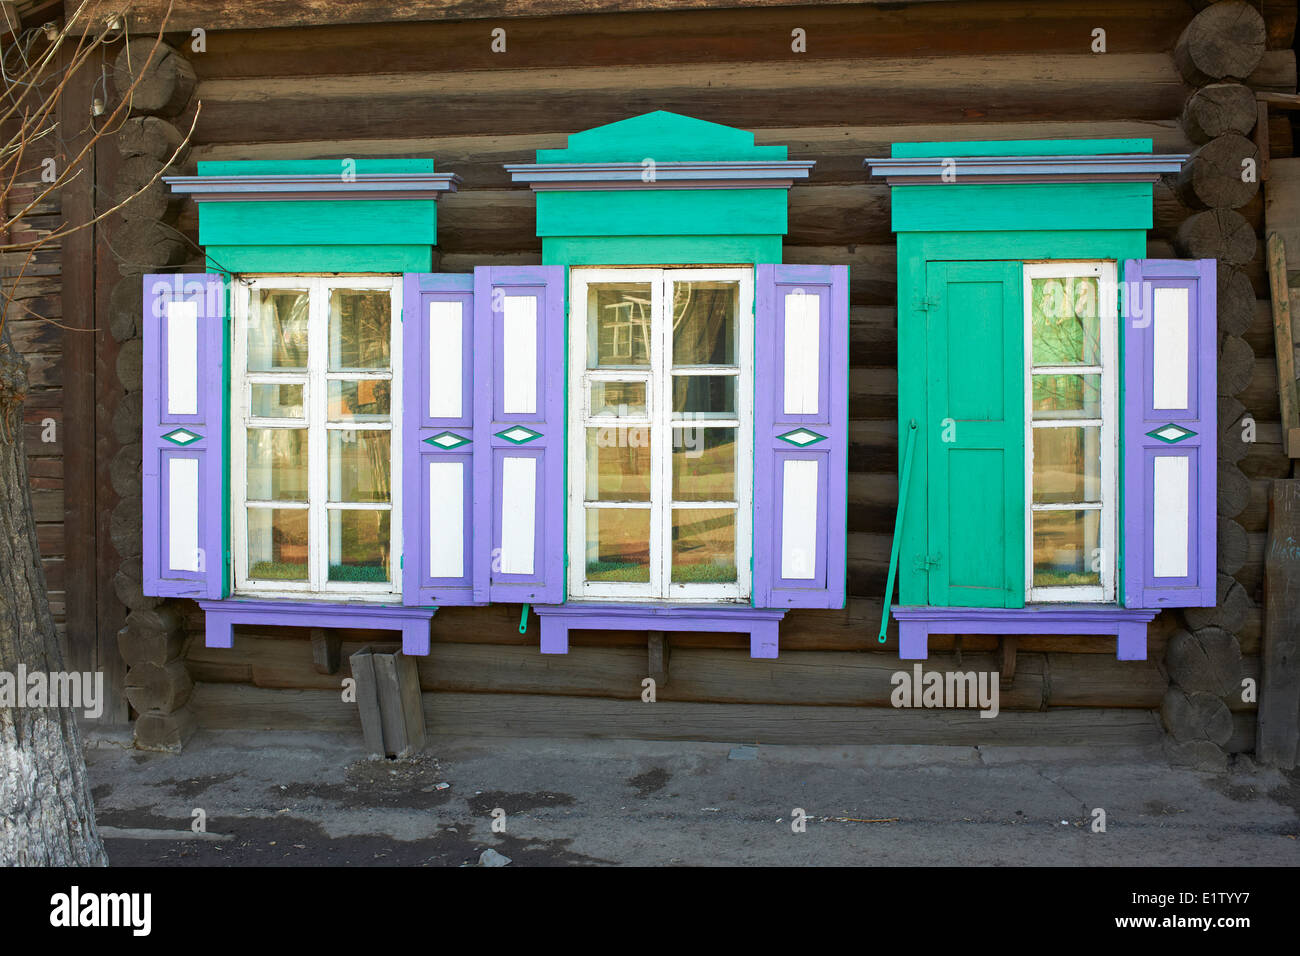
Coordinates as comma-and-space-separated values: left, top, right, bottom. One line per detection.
879, 419, 919, 643
519, 603, 531, 634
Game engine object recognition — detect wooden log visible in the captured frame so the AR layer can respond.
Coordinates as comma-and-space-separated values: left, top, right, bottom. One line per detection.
124, 660, 194, 714
1218, 395, 1249, 464
1258, 479, 1300, 767
1160, 688, 1234, 744
108, 276, 144, 344
1218, 334, 1255, 397
1239, 476, 1272, 532
1184, 573, 1252, 633
189, 683, 1165, 746
112, 38, 196, 117
117, 115, 187, 162
115, 337, 143, 392
112, 567, 160, 613
1218, 517, 1250, 576
1217, 265, 1256, 337
112, 219, 187, 275
1174, 133, 1260, 209
108, 496, 142, 559
112, 391, 142, 445
1181, 82, 1259, 143
124, 603, 184, 638
1218, 460, 1251, 518
108, 442, 140, 499
132, 705, 196, 753
1174, 1, 1266, 85
1175, 209, 1257, 264
118, 621, 186, 667
1164, 737, 1228, 770
1165, 626, 1243, 697
113, 156, 183, 223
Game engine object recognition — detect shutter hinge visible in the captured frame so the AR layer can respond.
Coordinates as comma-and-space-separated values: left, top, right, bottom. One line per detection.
400, 554, 404, 569
913, 551, 943, 572
916, 295, 940, 312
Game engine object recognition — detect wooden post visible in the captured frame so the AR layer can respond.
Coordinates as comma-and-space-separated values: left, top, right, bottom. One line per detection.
349, 644, 426, 758
311, 627, 342, 675
1000, 636, 1018, 690
648, 631, 669, 686
1265, 234, 1299, 459
1258, 481, 1300, 768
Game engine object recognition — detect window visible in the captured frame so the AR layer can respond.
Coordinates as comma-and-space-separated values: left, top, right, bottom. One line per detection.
232, 276, 402, 599
568, 268, 753, 601
1023, 261, 1117, 602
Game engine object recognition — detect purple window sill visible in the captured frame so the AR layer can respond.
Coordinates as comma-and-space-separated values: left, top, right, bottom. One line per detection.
890, 604, 1157, 661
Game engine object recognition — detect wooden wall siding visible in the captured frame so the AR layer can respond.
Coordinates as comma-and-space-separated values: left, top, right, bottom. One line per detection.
76, 0, 1287, 742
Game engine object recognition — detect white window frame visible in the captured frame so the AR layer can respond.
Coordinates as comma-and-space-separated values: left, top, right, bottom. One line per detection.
567, 267, 754, 603
231, 274, 403, 602
1022, 260, 1117, 603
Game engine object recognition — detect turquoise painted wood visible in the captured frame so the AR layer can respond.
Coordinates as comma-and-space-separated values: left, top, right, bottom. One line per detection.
924, 260, 1025, 608
891, 139, 1153, 158
534, 111, 789, 265
193, 159, 438, 274
891, 182, 1154, 234
537, 110, 787, 164
891, 139, 1153, 608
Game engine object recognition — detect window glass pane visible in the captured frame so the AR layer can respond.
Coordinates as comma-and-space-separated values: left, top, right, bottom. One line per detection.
672, 375, 736, 419
248, 289, 309, 370
328, 430, 391, 503
672, 508, 737, 583
247, 428, 308, 501
329, 288, 391, 370
328, 509, 391, 583
328, 379, 392, 422
1030, 275, 1100, 366
585, 508, 650, 582
250, 383, 304, 419
246, 508, 308, 580
673, 428, 736, 502
672, 281, 737, 366
585, 427, 651, 501
589, 380, 647, 418
1032, 509, 1101, 588
1032, 425, 1101, 503
1032, 374, 1101, 420
587, 283, 652, 368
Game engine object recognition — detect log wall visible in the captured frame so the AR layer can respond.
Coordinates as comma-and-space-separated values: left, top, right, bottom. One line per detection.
59, 0, 1300, 744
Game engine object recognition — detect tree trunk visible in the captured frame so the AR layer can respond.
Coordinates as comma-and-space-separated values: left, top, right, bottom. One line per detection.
0, 325, 108, 866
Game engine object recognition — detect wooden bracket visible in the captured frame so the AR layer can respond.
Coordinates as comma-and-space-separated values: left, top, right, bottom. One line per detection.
311, 627, 342, 675
648, 631, 670, 686
1000, 636, 1018, 690
1265, 233, 1299, 460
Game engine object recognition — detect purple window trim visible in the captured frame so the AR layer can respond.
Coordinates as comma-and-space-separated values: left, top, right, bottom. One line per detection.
143, 273, 226, 600
1121, 259, 1216, 608
532, 602, 788, 659
891, 605, 1156, 661
401, 272, 482, 607
753, 264, 849, 610
199, 599, 438, 656
475, 265, 567, 605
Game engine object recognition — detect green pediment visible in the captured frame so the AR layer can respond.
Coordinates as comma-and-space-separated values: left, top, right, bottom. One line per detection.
537, 111, 787, 164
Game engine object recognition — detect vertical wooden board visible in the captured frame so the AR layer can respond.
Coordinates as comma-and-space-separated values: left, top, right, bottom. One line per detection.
395, 653, 426, 751
372, 652, 405, 755
348, 648, 385, 755
1258, 479, 1300, 768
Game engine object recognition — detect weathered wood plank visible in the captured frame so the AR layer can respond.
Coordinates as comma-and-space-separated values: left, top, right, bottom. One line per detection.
1258, 480, 1300, 767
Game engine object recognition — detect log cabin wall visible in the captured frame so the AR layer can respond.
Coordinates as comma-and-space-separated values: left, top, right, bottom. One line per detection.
52, 0, 1299, 747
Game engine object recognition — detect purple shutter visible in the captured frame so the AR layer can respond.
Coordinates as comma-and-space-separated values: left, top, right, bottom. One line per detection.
475, 265, 566, 604
1122, 258, 1216, 608
402, 273, 484, 606
142, 273, 227, 599
753, 264, 849, 609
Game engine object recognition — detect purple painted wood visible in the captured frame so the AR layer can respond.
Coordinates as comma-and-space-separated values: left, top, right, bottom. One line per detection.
1122, 259, 1217, 608
401, 272, 482, 607
474, 265, 567, 604
752, 264, 849, 609
891, 605, 1157, 661
198, 599, 437, 655
532, 603, 788, 658
142, 273, 226, 599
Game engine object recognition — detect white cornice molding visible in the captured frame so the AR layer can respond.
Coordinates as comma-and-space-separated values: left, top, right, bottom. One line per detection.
505, 160, 815, 191
164, 172, 462, 202
864, 154, 1188, 185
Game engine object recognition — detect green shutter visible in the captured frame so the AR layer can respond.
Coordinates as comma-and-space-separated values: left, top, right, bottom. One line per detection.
924, 261, 1024, 608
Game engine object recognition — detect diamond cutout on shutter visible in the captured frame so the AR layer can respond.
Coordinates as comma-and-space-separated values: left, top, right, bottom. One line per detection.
776, 428, 828, 447
425, 431, 471, 449
162, 428, 202, 446
496, 426, 541, 445
1146, 423, 1196, 444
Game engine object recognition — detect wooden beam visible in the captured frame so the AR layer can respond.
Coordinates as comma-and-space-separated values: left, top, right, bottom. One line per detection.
1000, 636, 1018, 690
648, 631, 669, 686
310, 627, 342, 674
1258, 480, 1300, 768
1265, 233, 1299, 458
1256, 92, 1300, 108
1255, 98, 1270, 181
